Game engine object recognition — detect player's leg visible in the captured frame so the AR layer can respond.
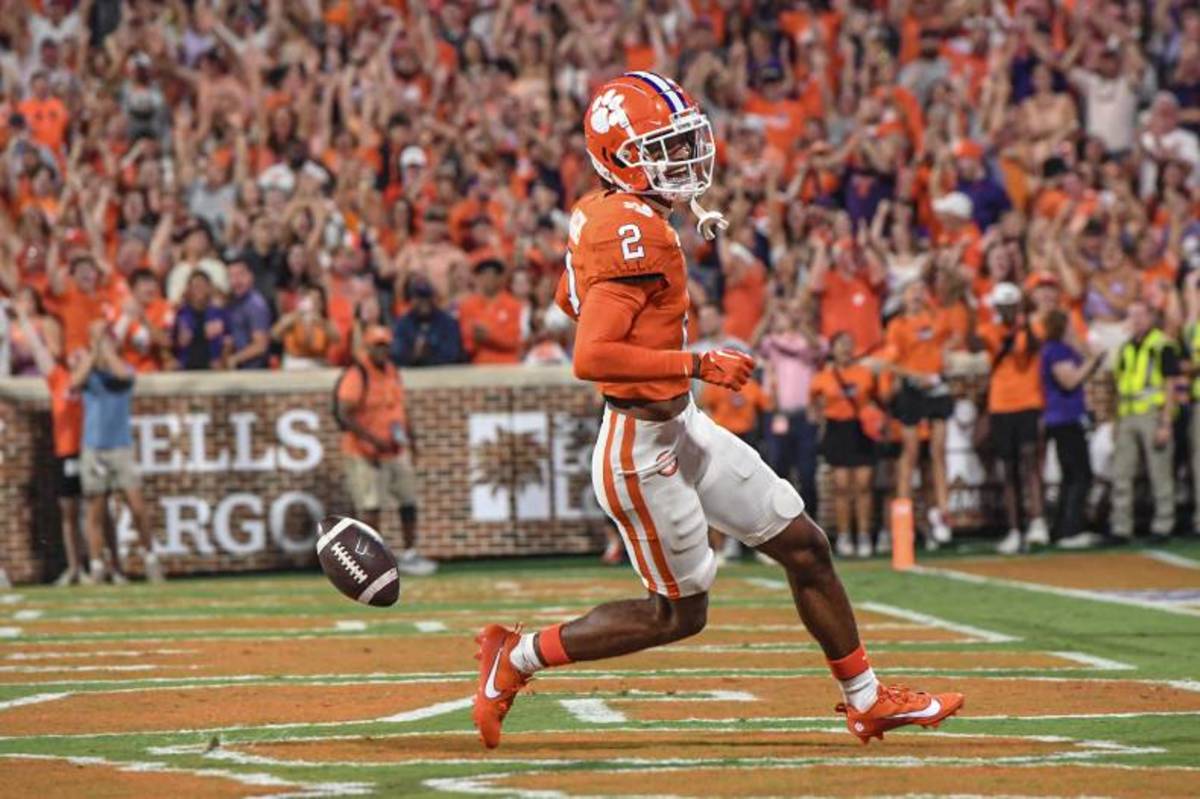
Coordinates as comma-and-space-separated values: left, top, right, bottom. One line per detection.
473, 407, 714, 748
696, 412, 963, 742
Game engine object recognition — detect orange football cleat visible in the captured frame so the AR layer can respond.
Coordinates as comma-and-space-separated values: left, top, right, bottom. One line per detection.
472, 624, 530, 749
837, 684, 964, 744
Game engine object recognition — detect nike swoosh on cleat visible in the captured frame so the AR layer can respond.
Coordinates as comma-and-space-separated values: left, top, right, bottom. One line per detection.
889, 698, 942, 720
483, 647, 505, 700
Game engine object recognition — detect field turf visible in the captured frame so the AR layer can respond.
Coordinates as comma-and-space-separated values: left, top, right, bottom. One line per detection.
1, 540, 1199, 797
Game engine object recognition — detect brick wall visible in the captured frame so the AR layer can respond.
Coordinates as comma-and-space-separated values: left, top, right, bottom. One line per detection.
0, 365, 1121, 585
0, 366, 612, 584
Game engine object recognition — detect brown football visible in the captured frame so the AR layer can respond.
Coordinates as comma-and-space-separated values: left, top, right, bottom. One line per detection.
315, 515, 401, 607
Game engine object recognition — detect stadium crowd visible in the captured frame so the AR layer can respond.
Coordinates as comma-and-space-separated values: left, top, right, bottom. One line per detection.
2, 0, 1199, 562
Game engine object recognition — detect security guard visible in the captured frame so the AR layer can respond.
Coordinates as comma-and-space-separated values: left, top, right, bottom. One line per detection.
1184, 305, 1200, 534
1111, 301, 1180, 539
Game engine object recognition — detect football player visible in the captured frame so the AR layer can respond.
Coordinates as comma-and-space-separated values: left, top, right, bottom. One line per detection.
472, 71, 962, 748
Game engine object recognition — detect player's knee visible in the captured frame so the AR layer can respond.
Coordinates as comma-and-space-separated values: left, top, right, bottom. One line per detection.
775, 515, 834, 577
657, 594, 707, 643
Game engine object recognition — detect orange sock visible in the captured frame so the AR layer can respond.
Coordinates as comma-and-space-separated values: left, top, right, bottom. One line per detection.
827, 644, 871, 680
535, 623, 572, 667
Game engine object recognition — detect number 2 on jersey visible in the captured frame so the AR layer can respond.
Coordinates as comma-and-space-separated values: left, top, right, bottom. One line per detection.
618, 224, 645, 261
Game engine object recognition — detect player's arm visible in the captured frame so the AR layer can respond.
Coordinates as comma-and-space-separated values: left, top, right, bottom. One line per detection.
573, 276, 753, 389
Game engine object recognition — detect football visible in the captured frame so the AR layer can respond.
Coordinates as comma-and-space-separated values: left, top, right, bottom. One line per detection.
315, 515, 401, 607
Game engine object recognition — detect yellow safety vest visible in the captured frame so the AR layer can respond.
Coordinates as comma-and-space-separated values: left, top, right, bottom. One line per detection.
1115, 329, 1171, 417
1187, 322, 1200, 401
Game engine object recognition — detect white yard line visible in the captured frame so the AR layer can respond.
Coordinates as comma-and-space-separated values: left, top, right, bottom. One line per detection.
413, 621, 448, 633
0, 753, 372, 798
376, 697, 473, 723
1050, 651, 1136, 671
12, 610, 42, 621
857, 601, 1018, 644
1141, 550, 1200, 570
0, 692, 70, 712
5, 648, 190, 661
559, 698, 628, 724
911, 565, 1200, 618
0, 627, 21, 638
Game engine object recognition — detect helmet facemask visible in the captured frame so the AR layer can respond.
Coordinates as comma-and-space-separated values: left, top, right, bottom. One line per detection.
616, 108, 715, 200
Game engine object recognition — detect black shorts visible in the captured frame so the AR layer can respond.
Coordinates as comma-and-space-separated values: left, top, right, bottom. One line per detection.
56, 455, 82, 499
988, 410, 1041, 461
892, 381, 953, 427
821, 419, 876, 468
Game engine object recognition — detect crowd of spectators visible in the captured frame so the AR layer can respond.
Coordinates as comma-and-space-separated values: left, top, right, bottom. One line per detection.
2, 0, 1199, 552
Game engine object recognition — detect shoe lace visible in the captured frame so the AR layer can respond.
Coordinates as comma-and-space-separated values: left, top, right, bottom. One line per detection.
878, 684, 923, 707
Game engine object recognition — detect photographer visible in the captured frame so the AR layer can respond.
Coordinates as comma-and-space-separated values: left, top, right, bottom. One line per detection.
980, 283, 1047, 554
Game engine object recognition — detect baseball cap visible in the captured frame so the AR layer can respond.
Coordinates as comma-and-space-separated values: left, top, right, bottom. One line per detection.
400, 145, 428, 168
364, 325, 393, 346
953, 139, 984, 161
932, 192, 973, 220
1025, 272, 1060, 291
989, 281, 1023, 307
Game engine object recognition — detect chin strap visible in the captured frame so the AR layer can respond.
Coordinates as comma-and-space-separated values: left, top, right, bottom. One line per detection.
689, 197, 728, 241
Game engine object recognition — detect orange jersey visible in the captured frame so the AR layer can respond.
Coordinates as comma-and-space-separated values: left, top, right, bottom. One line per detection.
702, 378, 771, 435
458, 291, 526, 365
980, 321, 1043, 413
884, 310, 954, 376
561, 190, 691, 401
810, 363, 874, 422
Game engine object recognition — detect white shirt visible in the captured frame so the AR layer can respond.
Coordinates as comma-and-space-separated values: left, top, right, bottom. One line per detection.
1139, 126, 1200, 194
1070, 69, 1139, 153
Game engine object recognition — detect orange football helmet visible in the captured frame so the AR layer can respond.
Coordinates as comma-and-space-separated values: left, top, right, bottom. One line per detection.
584, 71, 715, 200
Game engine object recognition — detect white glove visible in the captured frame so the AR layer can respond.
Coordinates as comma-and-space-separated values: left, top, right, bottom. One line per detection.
690, 197, 729, 241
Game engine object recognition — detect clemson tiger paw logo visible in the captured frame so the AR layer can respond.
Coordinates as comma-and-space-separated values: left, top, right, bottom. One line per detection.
589, 89, 630, 135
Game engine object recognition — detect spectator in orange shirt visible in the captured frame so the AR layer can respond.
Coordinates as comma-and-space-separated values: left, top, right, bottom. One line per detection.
809, 331, 877, 559
978, 283, 1048, 554
334, 325, 436, 576
931, 192, 983, 274
701, 378, 772, 445
718, 231, 767, 344
17, 301, 87, 585
810, 237, 886, 356
272, 285, 341, 370
882, 280, 957, 547
459, 258, 526, 365
17, 71, 69, 153
44, 252, 121, 360
741, 64, 810, 156
113, 269, 173, 373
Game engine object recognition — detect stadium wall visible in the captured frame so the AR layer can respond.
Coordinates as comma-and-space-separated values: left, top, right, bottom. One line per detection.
0, 367, 1116, 584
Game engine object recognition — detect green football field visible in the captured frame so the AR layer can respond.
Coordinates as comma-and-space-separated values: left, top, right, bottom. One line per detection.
1, 541, 1198, 797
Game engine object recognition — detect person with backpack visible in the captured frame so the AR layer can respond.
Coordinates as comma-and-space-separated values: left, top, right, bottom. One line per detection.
334, 325, 436, 576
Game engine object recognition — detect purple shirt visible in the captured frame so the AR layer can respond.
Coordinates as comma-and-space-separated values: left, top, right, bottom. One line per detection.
1040, 340, 1087, 426
760, 333, 821, 412
226, 288, 272, 369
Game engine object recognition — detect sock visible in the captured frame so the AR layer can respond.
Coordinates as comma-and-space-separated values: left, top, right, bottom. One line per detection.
90, 558, 106, 575
508, 633, 543, 674
828, 644, 878, 713
508, 623, 572, 675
